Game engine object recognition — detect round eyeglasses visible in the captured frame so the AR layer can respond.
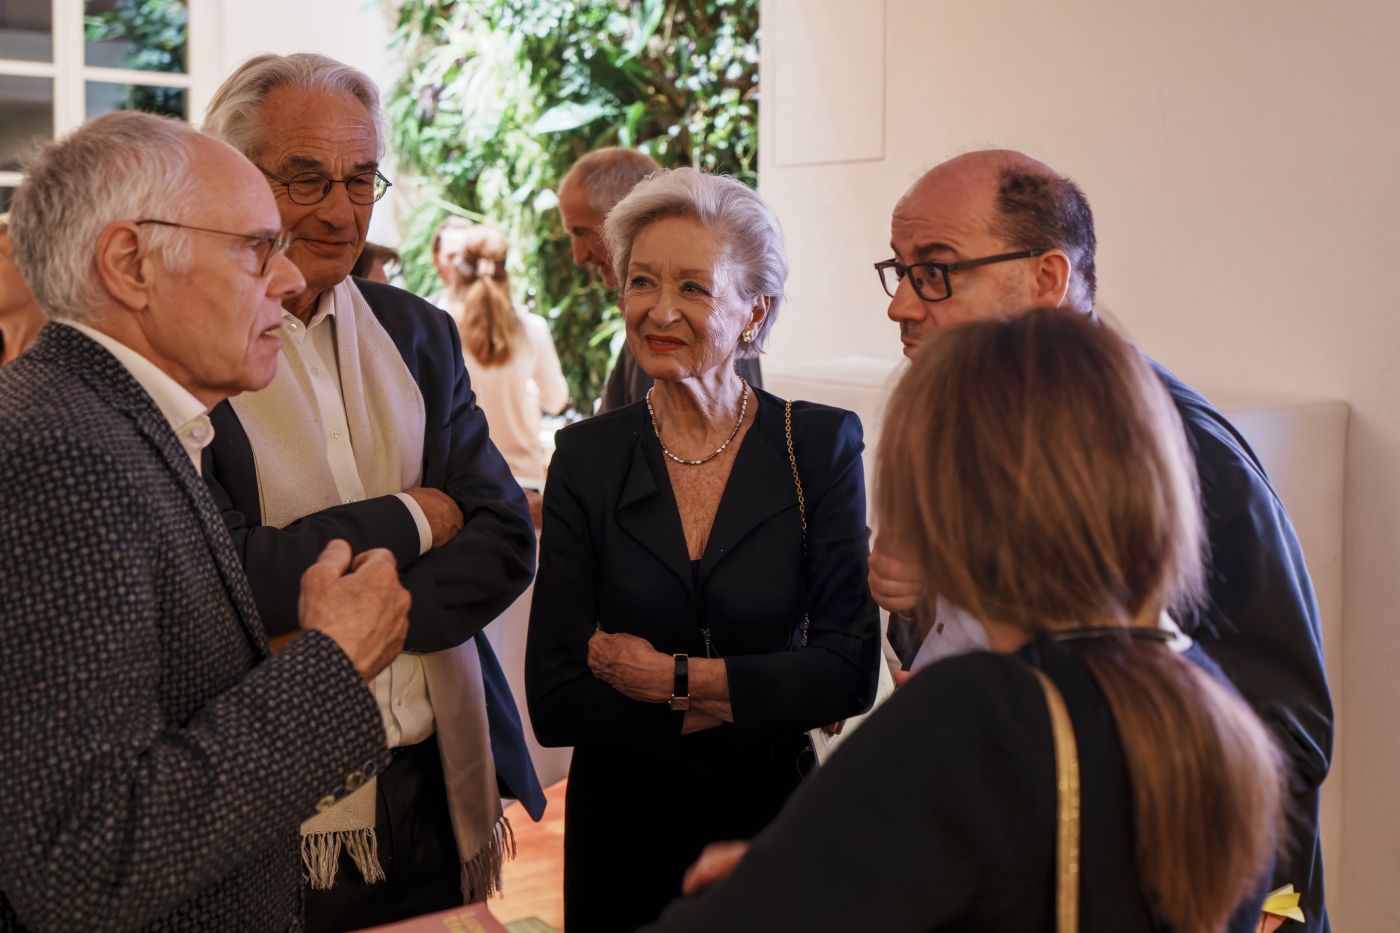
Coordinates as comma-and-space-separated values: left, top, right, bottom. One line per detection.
875, 249, 1048, 303
260, 167, 393, 206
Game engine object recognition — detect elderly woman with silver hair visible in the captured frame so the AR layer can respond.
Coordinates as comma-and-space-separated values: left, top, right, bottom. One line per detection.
526, 168, 882, 932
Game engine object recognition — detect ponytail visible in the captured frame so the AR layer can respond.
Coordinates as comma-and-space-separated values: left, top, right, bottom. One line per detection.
1074, 639, 1285, 933
447, 225, 519, 367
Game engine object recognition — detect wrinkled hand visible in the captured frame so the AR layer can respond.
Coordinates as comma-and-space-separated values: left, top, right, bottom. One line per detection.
588, 630, 672, 703
299, 540, 411, 681
405, 486, 464, 549
868, 536, 925, 614
524, 489, 544, 531
682, 840, 750, 896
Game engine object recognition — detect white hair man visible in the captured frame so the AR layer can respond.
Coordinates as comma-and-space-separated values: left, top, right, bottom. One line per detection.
201, 53, 541, 931
559, 147, 765, 411
0, 110, 412, 932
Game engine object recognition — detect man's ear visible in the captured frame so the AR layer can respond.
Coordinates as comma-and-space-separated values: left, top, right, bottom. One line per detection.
1030, 249, 1073, 308
94, 221, 154, 312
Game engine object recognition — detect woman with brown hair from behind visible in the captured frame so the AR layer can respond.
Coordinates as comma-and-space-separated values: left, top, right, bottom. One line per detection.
444, 224, 569, 505
641, 308, 1286, 933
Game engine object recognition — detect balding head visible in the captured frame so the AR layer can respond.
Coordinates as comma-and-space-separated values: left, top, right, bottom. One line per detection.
560, 147, 662, 288
886, 149, 1096, 355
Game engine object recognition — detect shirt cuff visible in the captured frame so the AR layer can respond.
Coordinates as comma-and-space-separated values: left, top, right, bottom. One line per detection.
393, 492, 433, 556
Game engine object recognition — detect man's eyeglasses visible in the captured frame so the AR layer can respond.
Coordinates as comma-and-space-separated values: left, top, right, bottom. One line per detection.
260, 167, 393, 206
135, 220, 293, 275
874, 249, 1048, 303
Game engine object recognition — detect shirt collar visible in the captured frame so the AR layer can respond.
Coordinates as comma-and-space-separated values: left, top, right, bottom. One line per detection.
59, 320, 213, 469
283, 288, 337, 334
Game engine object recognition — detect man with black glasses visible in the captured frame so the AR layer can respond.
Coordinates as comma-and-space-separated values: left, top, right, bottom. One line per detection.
867, 149, 1332, 933
201, 53, 543, 932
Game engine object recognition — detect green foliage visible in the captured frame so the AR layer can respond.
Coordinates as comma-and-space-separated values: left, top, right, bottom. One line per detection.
386, 0, 759, 412
84, 0, 187, 117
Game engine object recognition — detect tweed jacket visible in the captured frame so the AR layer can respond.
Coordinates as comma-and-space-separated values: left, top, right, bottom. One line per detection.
0, 324, 390, 933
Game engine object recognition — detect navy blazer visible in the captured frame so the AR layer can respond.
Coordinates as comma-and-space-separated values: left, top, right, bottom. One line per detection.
527, 389, 882, 750
1155, 362, 1333, 929
203, 278, 545, 820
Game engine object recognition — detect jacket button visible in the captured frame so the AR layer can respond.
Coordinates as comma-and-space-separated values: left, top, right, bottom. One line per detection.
345, 771, 365, 791
315, 794, 337, 813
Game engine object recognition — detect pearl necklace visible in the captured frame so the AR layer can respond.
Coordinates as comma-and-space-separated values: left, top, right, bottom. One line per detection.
646, 382, 750, 466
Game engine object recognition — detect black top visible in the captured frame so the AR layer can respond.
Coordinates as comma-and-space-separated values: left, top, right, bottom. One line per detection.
1153, 361, 1332, 928
641, 637, 1269, 933
527, 387, 881, 749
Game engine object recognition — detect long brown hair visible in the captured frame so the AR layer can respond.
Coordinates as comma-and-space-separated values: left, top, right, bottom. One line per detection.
450, 225, 518, 367
877, 309, 1285, 933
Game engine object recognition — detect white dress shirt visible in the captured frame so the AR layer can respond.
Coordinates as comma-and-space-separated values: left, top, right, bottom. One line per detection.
61, 321, 213, 474
282, 301, 436, 748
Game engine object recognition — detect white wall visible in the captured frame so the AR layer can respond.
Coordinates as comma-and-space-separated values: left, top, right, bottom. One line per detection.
189, 0, 403, 244
760, 1, 1400, 929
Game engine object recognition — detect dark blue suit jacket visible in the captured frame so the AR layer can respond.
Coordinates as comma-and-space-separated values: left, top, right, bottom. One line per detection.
203, 278, 546, 821
1156, 361, 1333, 931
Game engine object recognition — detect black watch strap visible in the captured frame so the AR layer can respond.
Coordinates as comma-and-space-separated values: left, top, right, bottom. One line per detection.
670, 654, 690, 710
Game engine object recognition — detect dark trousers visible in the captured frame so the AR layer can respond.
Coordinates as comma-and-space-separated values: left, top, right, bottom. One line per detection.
304, 733, 463, 933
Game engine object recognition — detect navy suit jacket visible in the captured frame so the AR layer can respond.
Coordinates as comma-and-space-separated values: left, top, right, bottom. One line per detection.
1156, 361, 1333, 931
203, 278, 545, 820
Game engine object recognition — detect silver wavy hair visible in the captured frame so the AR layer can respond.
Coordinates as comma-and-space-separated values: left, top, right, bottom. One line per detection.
202, 52, 385, 160
8, 111, 199, 322
602, 168, 788, 357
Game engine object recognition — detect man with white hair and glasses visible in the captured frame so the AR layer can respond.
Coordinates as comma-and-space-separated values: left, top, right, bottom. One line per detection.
200, 53, 542, 932
0, 110, 413, 933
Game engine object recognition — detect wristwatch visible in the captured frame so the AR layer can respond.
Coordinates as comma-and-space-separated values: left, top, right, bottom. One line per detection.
670, 654, 690, 710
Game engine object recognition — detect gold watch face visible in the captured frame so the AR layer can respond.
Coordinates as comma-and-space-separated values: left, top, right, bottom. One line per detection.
670, 697, 691, 711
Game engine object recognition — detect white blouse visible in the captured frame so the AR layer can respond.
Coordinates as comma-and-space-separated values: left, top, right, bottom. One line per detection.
454, 306, 569, 489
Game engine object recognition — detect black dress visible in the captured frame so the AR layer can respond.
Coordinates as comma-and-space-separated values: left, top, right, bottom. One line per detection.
640, 636, 1272, 933
526, 390, 882, 933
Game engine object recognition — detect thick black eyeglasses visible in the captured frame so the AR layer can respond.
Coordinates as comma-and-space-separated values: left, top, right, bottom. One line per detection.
260, 167, 393, 206
135, 220, 293, 275
875, 249, 1048, 303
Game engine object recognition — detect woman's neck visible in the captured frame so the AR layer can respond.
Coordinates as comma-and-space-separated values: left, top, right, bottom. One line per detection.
0, 301, 47, 366
649, 364, 748, 453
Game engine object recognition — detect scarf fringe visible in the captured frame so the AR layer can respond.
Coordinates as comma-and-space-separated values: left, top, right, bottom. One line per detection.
460, 815, 516, 903
301, 829, 386, 891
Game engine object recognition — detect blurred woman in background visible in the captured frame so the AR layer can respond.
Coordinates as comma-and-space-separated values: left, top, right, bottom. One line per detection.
445, 224, 569, 498
643, 309, 1286, 933
0, 214, 46, 366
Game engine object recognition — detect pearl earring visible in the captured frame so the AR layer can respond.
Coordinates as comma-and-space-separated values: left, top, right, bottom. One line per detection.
740, 327, 756, 344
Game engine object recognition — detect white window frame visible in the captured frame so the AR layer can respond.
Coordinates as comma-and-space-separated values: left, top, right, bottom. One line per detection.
0, 0, 217, 189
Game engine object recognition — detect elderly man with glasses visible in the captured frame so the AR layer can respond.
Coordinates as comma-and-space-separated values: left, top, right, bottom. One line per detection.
0, 110, 415, 933
200, 53, 542, 932
866, 150, 1332, 933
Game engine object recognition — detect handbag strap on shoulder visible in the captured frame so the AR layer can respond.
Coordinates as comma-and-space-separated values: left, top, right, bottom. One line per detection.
784, 399, 807, 546
1032, 667, 1081, 933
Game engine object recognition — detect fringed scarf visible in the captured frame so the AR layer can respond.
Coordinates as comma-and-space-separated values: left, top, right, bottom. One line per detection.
228, 277, 512, 900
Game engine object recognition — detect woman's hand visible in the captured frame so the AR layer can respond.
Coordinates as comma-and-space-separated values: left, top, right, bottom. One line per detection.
682, 840, 751, 896
588, 630, 673, 703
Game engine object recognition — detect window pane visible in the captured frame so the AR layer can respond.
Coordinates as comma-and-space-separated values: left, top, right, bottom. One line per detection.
86, 81, 185, 120
84, 0, 186, 74
0, 74, 54, 172
0, 0, 53, 63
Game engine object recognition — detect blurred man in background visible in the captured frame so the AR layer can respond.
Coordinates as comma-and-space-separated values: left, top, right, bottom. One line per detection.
559, 146, 763, 411
0, 212, 46, 365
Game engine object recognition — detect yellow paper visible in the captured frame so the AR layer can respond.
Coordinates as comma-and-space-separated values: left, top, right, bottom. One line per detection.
1262, 884, 1306, 923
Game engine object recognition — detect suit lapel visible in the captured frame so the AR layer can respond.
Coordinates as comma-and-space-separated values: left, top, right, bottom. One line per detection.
697, 399, 799, 589
614, 434, 696, 596
51, 326, 270, 657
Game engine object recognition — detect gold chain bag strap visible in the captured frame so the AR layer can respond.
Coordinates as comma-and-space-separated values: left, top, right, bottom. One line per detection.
785, 400, 895, 765
1031, 667, 1081, 933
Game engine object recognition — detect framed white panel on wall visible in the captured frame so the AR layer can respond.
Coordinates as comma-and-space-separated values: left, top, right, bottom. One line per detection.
772, 0, 886, 167
0, 0, 212, 208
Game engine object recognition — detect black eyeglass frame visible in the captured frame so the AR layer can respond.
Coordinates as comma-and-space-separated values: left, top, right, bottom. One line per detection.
874, 248, 1049, 303
259, 167, 394, 206
135, 219, 293, 276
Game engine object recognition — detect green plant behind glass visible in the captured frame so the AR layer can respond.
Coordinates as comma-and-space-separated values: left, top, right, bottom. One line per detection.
387, 0, 759, 412
85, 0, 187, 117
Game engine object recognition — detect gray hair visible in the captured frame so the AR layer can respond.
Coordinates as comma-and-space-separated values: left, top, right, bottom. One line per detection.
603, 168, 788, 357
563, 147, 662, 215
8, 111, 199, 322
203, 52, 385, 160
